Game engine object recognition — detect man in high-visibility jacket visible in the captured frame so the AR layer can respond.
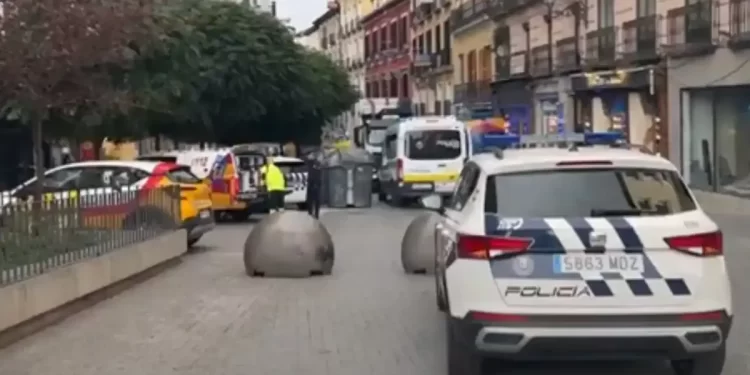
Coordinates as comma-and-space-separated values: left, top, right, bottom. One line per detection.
261, 156, 286, 212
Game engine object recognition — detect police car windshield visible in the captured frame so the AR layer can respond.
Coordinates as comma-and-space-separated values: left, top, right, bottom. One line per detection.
485, 168, 697, 217
406, 130, 461, 160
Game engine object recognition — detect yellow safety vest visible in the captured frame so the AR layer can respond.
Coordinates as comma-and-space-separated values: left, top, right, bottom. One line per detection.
260, 164, 285, 191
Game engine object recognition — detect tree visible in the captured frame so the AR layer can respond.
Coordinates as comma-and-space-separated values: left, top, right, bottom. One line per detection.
0, 0, 155, 198
130, 0, 357, 146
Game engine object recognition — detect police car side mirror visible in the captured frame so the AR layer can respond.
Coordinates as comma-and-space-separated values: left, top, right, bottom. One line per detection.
420, 194, 445, 214
353, 126, 364, 147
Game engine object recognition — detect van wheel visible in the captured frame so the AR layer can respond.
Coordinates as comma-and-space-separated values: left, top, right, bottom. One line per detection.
447, 317, 484, 375
671, 344, 726, 375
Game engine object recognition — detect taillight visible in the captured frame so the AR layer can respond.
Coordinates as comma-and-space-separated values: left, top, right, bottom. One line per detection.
468, 311, 528, 322
664, 231, 723, 256
230, 178, 239, 199
678, 310, 724, 322
396, 158, 404, 180
556, 160, 612, 166
456, 233, 533, 260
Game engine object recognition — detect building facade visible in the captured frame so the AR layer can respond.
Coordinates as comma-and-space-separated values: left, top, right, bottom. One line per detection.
362, 0, 412, 113
411, 0, 453, 116
339, 0, 367, 134
450, 0, 496, 119
666, 0, 750, 199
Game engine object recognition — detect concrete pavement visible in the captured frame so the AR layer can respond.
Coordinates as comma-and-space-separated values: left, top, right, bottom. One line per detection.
0, 205, 747, 375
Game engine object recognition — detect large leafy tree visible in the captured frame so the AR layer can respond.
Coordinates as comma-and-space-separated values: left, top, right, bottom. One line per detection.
0, 0, 155, 196
130, 0, 357, 145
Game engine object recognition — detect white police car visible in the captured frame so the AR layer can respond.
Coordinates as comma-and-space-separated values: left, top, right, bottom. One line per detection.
424, 132, 732, 375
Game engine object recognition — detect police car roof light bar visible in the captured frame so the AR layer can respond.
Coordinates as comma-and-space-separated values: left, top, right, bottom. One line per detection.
479, 132, 625, 154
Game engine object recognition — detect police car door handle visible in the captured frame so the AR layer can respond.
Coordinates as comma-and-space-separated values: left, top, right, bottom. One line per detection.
437, 163, 447, 167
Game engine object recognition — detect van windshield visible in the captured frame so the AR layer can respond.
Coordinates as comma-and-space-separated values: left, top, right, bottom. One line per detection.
405, 129, 462, 160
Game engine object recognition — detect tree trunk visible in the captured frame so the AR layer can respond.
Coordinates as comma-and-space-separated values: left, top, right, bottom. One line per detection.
32, 116, 45, 202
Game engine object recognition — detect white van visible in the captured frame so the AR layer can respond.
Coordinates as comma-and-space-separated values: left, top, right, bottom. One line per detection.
379, 116, 471, 206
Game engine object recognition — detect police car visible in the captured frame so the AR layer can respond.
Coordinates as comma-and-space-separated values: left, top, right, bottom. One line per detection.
424, 132, 732, 375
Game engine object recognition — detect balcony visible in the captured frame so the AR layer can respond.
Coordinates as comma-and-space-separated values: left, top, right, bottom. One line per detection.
487, 0, 534, 19
664, 0, 717, 57
621, 15, 660, 62
454, 79, 492, 104
433, 49, 452, 73
554, 36, 579, 73
584, 26, 618, 68
451, 0, 490, 34
530, 45, 551, 76
729, 0, 750, 49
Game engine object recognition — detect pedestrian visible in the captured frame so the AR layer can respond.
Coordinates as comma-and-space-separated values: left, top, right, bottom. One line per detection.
260, 156, 286, 213
305, 153, 322, 218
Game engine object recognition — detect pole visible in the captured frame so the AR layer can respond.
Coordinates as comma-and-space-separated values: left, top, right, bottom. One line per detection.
547, 4, 553, 75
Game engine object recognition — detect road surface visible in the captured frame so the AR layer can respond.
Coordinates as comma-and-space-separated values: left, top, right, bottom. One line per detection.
0, 206, 747, 375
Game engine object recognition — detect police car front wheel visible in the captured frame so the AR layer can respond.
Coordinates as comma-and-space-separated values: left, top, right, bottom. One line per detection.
671, 344, 726, 375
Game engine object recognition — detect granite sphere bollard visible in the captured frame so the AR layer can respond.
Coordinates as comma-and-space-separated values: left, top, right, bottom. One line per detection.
243, 211, 335, 278
401, 212, 442, 274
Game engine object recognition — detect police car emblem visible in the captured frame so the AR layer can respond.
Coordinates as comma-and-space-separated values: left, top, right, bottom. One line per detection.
497, 218, 524, 231
589, 231, 607, 247
512, 255, 534, 276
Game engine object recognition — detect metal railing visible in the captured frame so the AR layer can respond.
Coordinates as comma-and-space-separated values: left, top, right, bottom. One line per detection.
555, 36, 579, 72
530, 45, 551, 76
454, 79, 492, 104
0, 186, 181, 286
585, 26, 618, 66
451, 0, 490, 32
622, 15, 661, 61
666, 0, 716, 47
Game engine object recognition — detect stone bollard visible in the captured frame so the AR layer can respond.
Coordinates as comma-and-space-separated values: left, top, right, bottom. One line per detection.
243, 211, 335, 278
401, 212, 442, 274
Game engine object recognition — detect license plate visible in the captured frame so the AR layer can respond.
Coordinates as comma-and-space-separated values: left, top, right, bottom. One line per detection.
412, 183, 432, 190
435, 181, 455, 191
200, 210, 211, 219
553, 254, 644, 274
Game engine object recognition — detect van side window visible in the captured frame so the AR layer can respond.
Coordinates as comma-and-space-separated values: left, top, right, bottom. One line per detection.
384, 134, 398, 159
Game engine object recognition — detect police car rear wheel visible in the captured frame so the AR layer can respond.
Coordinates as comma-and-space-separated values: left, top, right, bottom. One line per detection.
671, 344, 726, 375
447, 318, 484, 375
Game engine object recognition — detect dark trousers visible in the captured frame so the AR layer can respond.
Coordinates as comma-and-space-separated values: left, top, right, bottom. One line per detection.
268, 190, 285, 211
306, 187, 321, 218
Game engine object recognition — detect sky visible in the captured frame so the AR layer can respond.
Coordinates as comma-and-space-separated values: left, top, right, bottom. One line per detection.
276, 0, 329, 32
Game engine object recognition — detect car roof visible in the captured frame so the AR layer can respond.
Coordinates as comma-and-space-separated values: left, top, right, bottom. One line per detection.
272, 156, 304, 163
472, 146, 677, 175
387, 116, 461, 132
56, 160, 166, 172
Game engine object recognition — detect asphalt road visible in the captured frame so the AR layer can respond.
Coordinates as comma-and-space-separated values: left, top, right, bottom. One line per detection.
0, 205, 746, 375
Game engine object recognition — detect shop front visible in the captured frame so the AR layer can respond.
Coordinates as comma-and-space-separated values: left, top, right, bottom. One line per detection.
533, 78, 570, 135
570, 66, 667, 154
681, 85, 750, 197
490, 79, 532, 135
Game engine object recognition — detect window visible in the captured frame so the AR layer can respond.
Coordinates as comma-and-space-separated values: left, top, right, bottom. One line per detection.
400, 17, 408, 46
373, 31, 379, 53
365, 82, 371, 97
684, 86, 750, 197
637, 0, 655, 16
166, 166, 202, 184
274, 160, 306, 174
479, 45, 492, 81
443, 100, 452, 115
435, 25, 442, 51
381, 79, 388, 97
426, 30, 433, 54
598, 0, 614, 27
450, 163, 480, 211
485, 168, 696, 216
380, 28, 387, 50
401, 75, 409, 97
434, 100, 442, 115
418, 34, 424, 54
17, 168, 84, 196
389, 22, 397, 49
390, 76, 398, 97
373, 80, 380, 97
458, 54, 465, 83
405, 129, 462, 160
467, 50, 477, 82
443, 20, 451, 50
364, 34, 370, 58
